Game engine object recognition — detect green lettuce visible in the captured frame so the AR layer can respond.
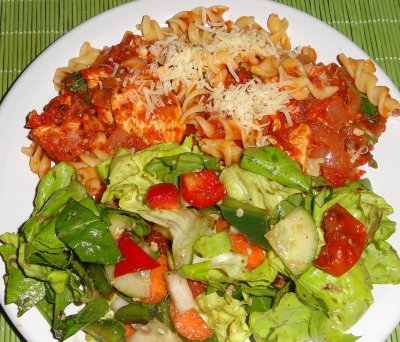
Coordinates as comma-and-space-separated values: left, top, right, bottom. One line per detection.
101, 139, 193, 211
249, 292, 357, 342
0, 234, 46, 315
136, 207, 214, 268
296, 263, 373, 331
362, 214, 400, 284
312, 185, 400, 284
196, 292, 251, 342
23, 163, 88, 242
220, 165, 300, 214
178, 257, 277, 294
144, 150, 221, 185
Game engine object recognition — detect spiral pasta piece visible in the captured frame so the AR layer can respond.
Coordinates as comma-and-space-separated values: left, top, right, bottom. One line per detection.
53, 42, 100, 90
339, 53, 400, 117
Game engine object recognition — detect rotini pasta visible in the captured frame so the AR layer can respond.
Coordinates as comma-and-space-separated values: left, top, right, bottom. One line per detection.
339, 53, 400, 117
24, 5, 399, 195
53, 42, 100, 90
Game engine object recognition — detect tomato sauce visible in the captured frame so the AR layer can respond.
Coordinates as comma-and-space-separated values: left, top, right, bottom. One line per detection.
267, 65, 386, 186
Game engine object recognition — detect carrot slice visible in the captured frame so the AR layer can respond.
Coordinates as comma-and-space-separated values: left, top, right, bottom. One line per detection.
229, 234, 265, 270
124, 324, 136, 338
169, 301, 213, 341
139, 254, 169, 304
215, 219, 229, 232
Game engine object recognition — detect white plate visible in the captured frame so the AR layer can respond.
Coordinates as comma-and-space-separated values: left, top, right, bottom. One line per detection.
0, 0, 399, 341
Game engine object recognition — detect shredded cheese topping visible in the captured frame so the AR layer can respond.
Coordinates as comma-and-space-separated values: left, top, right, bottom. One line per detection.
143, 23, 292, 129
208, 80, 292, 128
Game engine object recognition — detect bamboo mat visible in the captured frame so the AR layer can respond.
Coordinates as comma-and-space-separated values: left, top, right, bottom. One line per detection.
0, 0, 399, 341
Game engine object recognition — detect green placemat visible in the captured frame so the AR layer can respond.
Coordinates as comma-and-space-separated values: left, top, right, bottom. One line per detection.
0, 0, 399, 341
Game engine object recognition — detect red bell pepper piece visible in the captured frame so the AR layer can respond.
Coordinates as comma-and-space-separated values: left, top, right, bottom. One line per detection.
114, 233, 159, 278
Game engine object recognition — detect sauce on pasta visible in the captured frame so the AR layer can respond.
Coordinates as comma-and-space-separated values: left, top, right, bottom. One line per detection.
24, 5, 399, 195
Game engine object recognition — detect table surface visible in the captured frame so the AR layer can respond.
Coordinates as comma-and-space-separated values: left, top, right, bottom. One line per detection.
0, 0, 399, 341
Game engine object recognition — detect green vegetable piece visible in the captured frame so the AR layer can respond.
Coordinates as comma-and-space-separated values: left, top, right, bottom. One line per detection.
360, 94, 378, 117
266, 206, 318, 276
36, 298, 54, 326
155, 298, 175, 332
196, 292, 251, 342
194, 231, 232, 258
87, 264, 114, 296
76, 298, 109, 323
220, 164, 301, 215
84, 319, 126, 342
298, 263, 373, 330
240, 147, 311, 192
34, 162, 77, 213
0, 243, 46, 315
114, 302, 152, 324
96, 157, 112, 181
137, 207, 214, 268
65, 71, 89, 95
56, 199, 122, 264
25, 217, 69, 269
55, 298, 110, 340
145, 152, 220, 184
107, 209, 151, 237
220, 197, 271, 250
249, 292, 358, 342
24, 171, 87, 242
270, 193, 304, 225
246, 296, 273, 314
362, 242, 400, 284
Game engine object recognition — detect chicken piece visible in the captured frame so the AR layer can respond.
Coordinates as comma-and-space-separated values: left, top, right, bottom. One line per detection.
271, 122, 311, 172
111, 81, 185, 147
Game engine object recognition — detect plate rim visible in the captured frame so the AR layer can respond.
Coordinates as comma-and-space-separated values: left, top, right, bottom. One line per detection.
0, 1, 399, 341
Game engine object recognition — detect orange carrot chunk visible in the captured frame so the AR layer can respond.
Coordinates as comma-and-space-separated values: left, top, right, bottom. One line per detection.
169, 301, 213, 341
215, 219, 229, 232
139, 254, 169, 304
124, 324, 136, 338
229, 234, 266, 270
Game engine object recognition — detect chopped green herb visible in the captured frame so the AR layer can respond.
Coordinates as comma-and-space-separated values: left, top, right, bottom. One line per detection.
360, 94, 379, 122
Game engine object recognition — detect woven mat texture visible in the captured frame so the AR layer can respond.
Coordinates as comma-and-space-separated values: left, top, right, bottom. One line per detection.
0, 0, 399, 341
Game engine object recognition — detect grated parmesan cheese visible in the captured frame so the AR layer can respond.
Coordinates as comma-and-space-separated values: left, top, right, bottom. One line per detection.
208, 80, 292, 128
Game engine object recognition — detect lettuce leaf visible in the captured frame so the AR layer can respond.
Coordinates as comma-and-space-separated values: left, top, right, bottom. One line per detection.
220, 165, 300, 214
312, 185, 400, 284
0, 236, 46, 315
196, 292, 251, 342
144, 151, 221, 185
297, 263, 373, 331
249, 292, 357, 342
362, 214, 400, 284
101, 139, 193, 211
193, 231, 232, 258
137, 208, 214, 268
178, 257, 277, 293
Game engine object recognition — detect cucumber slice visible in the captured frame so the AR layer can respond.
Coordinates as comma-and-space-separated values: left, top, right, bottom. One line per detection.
265, 206, 318, 276
104, 265, 151, 298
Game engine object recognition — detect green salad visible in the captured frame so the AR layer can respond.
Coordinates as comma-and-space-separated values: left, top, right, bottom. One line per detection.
1, 136, 399, 342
